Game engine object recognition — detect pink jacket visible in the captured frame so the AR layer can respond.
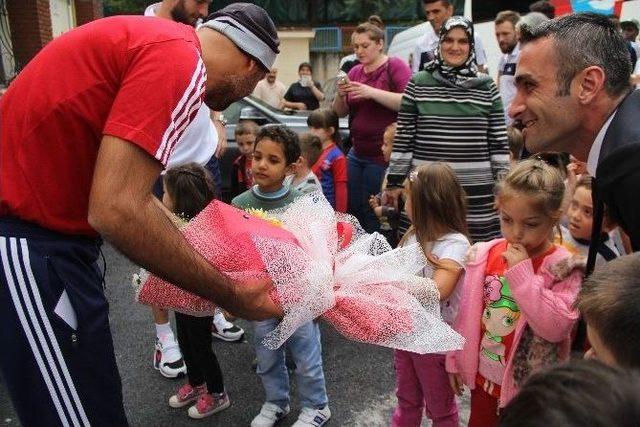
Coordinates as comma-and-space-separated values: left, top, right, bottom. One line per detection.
445, 238, 583, 407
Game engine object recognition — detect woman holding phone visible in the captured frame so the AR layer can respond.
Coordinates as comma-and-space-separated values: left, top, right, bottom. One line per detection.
332, 18, 411, 233
283, 62, 324, 111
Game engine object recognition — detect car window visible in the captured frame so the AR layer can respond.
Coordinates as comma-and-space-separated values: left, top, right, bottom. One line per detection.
222, 99, 249, 124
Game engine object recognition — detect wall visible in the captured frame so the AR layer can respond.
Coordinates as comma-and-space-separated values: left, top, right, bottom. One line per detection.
6, 0, 53, 71
74, 0, 102, 26
273, 29, 315, 87
310, 52, 342, 86
49, 0, 76, 38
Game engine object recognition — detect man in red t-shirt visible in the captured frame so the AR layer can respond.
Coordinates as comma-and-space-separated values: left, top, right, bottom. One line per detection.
0, 4, 280, 425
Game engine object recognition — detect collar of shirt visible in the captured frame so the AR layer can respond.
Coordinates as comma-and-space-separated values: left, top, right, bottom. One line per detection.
587, 110, 617, 177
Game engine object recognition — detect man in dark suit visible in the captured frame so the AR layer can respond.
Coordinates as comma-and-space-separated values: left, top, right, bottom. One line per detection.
508, 13, 639, 273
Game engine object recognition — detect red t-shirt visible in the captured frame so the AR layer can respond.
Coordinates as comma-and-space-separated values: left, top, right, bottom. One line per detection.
0, 16, 205, 235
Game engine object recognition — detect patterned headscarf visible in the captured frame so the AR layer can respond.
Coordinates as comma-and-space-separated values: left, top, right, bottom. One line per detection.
426, 16, 489, 88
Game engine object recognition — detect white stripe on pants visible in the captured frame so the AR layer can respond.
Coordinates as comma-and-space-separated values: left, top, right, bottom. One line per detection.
0, 237, 90, 426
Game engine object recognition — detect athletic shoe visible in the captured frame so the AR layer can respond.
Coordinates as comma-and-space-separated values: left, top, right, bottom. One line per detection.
153, 333, 186, 378
212, 315, 244, 342
292, 406, 331, 427
168, 383, 207, 408
187, 391, 230, 419
250, 402, 290, 427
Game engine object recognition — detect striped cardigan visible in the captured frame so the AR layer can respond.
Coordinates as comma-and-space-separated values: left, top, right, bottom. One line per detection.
387, 71, 510, 243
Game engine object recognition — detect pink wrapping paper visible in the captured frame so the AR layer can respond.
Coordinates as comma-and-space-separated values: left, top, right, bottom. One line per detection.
134, 193, 464, 354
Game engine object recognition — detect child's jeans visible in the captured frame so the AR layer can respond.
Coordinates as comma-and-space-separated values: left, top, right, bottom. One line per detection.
392, 351, 458, 427
253, 319, 328, 410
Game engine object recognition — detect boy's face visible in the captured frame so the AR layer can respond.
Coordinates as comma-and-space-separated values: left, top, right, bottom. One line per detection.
381, 137, 393, 163
585, 324, 619, 367
237, 133, 256, 157
567, 186, 593, 241
252, 138, 294, 192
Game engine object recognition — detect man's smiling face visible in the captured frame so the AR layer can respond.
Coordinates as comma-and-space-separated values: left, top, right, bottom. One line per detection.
508, 37, 582, 156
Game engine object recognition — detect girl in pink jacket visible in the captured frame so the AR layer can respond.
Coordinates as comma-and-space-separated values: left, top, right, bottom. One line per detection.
446, 159, 583, 427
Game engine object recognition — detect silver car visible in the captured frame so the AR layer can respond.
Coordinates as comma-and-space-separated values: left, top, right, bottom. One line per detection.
218, 95, 349, 201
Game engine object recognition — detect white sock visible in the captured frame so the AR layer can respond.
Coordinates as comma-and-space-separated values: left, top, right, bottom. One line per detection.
155, 322, 173, 339
213, 309, 227, 323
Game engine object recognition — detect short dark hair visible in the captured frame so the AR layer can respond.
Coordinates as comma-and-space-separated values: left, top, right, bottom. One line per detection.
621, 20, 639, 33
576, 253, 640, 368
423, 0, 450, 6
255, 125, 301, 166
298, 133, 323, 166
520, 13, 632, 97
495, 10, 520, 27
234, 120, 260, 137
499, 360, 640, 427
163, 163, 217, 220
298, 62, 312, 73
528, 0, 555, 19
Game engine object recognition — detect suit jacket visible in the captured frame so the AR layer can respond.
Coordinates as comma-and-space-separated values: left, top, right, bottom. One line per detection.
588, 89, 640, 273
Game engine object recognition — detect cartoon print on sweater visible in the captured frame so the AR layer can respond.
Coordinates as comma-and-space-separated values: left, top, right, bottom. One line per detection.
479, 274, 520, 393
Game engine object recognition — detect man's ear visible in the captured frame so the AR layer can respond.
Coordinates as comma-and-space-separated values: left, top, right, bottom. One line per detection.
575, 66, 606, 105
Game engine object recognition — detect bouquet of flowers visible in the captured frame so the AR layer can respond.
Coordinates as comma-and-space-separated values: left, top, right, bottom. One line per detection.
134, 192, 464, 354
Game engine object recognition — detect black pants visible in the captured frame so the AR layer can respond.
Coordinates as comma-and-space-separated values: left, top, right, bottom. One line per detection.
175, 312, 224, 394
0, 217, 128, 426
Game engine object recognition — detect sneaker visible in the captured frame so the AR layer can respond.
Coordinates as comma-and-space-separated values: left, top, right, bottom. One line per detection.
292, 406, 331, 427
187, 392, 230, 419
250, 402, 290, 427
153, 333, 186, 378
168, 383, 207, 408
212, 315, 244, 342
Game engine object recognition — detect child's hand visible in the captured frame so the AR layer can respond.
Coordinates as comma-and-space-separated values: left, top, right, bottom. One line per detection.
368, 195, 380, 209
373, 206, 383, 218
448, 373, 464, 396
502, 243, 529, 268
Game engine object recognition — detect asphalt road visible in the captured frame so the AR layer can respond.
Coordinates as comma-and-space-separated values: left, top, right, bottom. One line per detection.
1, 244, 469, 426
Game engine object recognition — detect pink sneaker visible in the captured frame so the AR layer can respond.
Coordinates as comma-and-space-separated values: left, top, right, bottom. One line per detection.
188, 392, 230, 419
168, 383, 207, 408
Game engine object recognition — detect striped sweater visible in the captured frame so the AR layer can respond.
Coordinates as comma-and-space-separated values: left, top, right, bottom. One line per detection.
387, 71, 509, 242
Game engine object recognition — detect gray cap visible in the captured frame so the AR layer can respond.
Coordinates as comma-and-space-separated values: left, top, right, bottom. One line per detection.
200, 3, 280, 71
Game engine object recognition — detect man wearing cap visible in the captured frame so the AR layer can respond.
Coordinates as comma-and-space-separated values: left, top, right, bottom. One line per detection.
0, 4, 280, 426
144, 0, 248, 383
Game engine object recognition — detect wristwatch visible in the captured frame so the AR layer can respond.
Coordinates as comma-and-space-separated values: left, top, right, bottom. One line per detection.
214, 113, 227, 127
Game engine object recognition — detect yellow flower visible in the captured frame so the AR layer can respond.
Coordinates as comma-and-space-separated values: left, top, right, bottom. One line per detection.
245, 208, 283, 227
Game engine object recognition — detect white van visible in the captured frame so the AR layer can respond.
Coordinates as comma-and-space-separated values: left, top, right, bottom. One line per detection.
387, 0, 640, 80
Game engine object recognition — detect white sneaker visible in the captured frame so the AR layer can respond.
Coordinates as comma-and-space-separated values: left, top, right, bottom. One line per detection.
292, 406, 331, 427
212, 313, 244, 342
153, 332, 186, 378
250, 402, 290, 427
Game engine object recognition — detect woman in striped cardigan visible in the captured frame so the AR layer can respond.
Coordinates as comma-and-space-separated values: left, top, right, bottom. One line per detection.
386, 16, 509, 243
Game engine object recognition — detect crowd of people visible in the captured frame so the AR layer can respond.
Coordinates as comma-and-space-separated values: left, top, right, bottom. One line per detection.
1, 0, 640, 426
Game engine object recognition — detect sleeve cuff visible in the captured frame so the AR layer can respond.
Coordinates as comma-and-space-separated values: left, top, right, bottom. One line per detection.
505, 259, 535, 290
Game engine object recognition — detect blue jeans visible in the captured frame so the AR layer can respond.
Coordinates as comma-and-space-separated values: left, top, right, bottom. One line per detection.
347, 150, 387, 233
253, 320, 328, 410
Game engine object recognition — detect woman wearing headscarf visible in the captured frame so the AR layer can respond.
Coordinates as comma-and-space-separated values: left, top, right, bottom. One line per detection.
386, 17, 509, 242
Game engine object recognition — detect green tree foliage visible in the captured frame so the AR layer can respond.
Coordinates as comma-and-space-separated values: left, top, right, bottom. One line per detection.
104, 0, 465, 24
103, 0, 149, 15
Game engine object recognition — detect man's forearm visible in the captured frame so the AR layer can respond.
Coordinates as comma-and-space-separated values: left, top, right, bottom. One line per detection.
93, 193, 236, 307
89, 135, 237, 309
